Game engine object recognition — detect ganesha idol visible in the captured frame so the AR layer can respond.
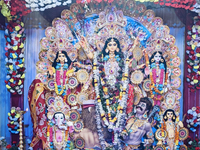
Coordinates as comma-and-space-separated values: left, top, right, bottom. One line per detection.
47, 96, 74, 150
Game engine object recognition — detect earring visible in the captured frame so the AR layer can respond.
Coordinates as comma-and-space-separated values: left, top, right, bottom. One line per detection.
164, 116, 167, 120
151, 58, 154, 62
105, 49, 109, 53
143, 111, 148, 119
116, 48, 119, 52
65, 58, 68, 62
161, 59, 164, 62
134, 106, 136, 114
56, 58, 59, 62
173, 116, 175, 120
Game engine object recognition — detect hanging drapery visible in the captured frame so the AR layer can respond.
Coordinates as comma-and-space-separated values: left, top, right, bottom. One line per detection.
24, 28, 45, 140
0, 30, 11, 143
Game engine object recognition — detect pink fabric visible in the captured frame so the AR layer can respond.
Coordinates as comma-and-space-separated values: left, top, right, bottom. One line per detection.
126, 84, 134, 114
50, 127, 53, 142
56, 70, 67, 85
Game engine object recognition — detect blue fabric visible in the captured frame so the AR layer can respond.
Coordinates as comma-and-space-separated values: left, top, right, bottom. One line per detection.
23, 29, 45, 139
169, 27, 185, 120
0, 30, 11, 143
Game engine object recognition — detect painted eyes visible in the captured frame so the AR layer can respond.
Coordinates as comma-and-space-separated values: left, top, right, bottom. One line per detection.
108, 43, 117, 46
59, 55, 65, 58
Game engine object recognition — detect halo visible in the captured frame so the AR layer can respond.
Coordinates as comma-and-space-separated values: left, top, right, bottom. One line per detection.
154, 145, 165, 150
78, 49, 87, 60
143, 79, 151, 92
36, 61, 49, 73
171, 67, 181, 78
68, 77, 78, 89
77, 69, 89, 84
45, 79, 55, 91
67, 94, 77, 106
171, 89, 181, 100
39, 50, 48, 61
67, 50, 77, 61
47, 50, 56, 62
69, 110, 80, 122
155, 128, 167, 141
74, 120, 84, 132
75, 137, 85, 149
131, 70, 144, 84
133, 47, 143, 61
171, 77, 181, 89
180, 145, 187, 150
77, 92, 88, 105
45, 94, 55, 107
179, 128, 189, 141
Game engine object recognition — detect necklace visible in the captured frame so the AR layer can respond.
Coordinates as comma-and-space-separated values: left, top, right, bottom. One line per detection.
93, 51, 130, 147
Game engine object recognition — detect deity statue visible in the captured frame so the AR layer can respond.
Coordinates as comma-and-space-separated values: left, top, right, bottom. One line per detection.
48, 50, 75, 96
155, 92, 188, 150
47, 96, 74, 150
144, 41, 171, 106
121, 97, 154, 150
79, 33, 138, 147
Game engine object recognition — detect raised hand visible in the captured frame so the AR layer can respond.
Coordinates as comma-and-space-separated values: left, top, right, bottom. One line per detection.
134, 36, 140, 46
79, 36, 88, 49
48, 66, 54, 75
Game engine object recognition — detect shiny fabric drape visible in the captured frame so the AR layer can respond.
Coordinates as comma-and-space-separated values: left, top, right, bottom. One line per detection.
0, 30, 11, 143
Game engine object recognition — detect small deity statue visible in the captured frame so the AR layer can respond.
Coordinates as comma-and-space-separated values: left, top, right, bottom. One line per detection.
48, 50, 75, 96
121, 97, 154, 150
156, 92, 188, 150
47, 96, 74, 150
145, 47, 170, 106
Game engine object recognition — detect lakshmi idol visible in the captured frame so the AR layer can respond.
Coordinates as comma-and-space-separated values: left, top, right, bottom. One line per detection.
49, 50, 75, 96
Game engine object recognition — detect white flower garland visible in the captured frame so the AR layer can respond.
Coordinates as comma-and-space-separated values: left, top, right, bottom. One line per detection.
93, 51, 129, 148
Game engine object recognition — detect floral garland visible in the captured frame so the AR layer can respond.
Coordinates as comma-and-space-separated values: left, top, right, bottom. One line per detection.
25, 0, 72, 11
7, 107, 20, 134
1, 0, 30, 95
186, 136, 200, 150
186, 17, 200, 92
154, 0, 196, 10
186, 106, 200, 133
191, 1, 200, 14
148, 60, 168, 101
76, 0, 159, 4
93, 51, 129, 148
4, 20, 26, 95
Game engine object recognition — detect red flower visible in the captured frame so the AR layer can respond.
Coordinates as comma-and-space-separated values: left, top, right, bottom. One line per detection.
196, 48, 200, 53
187, 35, 192, 40
188, 114, 193, 119
6, 144, 12, 149
195, 147, 200, 150
194, 119, 197, 123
